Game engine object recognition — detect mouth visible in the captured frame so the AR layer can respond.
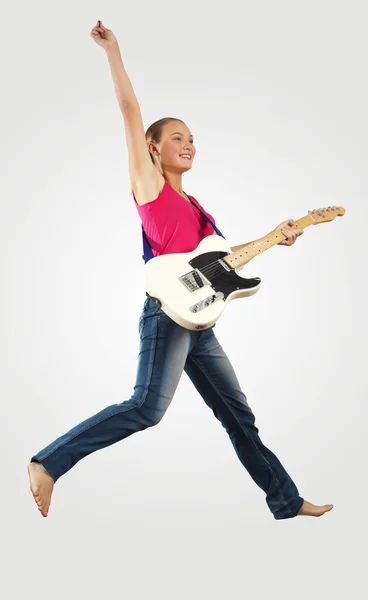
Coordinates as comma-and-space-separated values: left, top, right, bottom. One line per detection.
179, 155, 192, 161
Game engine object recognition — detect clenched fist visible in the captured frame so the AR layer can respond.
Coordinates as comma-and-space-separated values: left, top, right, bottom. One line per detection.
90, 20, 118, 50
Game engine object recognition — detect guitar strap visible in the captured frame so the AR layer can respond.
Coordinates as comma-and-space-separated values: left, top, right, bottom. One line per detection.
141, 195, 225, 263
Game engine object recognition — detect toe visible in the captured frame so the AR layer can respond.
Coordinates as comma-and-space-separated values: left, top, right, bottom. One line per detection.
38, 504, 48, 517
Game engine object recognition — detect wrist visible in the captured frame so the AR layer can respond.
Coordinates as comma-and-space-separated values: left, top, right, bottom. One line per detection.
105, 41, 120, 55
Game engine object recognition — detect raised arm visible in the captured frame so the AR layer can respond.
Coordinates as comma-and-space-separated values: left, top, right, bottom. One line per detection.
90, 21, 158, 194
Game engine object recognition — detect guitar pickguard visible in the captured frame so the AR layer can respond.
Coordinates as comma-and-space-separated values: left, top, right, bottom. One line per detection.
188, 250, 261, 304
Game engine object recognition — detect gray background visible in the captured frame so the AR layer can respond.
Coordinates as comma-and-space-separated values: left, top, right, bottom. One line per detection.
1, 0, 367, 598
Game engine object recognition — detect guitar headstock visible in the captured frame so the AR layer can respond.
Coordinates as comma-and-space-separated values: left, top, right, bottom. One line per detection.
308, 206, 346, 224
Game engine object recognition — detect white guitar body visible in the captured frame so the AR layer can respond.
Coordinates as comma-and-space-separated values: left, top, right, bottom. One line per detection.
142, 204, 345, 330
143, 235, 262, 331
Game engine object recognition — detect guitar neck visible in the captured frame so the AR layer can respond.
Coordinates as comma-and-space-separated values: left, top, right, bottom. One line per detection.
223, 214, 315, 269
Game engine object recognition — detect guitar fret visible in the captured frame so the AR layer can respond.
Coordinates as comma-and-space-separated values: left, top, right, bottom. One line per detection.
223, 215, 315, 269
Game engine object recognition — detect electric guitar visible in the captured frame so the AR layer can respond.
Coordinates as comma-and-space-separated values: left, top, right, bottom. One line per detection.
143, 206, 345, 330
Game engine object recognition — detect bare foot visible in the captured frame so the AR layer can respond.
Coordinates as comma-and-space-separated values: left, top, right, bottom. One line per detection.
297, 499, 334, 517
28, 462, 54, 517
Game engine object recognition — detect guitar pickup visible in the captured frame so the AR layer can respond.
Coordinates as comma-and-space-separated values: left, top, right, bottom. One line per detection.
179, 269, 209, 292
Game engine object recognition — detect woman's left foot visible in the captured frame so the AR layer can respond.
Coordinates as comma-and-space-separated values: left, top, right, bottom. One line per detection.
297, 499, 334, 517
28, 462, 54, 517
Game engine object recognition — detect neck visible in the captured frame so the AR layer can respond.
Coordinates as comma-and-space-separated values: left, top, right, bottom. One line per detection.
162, 171, 184, 194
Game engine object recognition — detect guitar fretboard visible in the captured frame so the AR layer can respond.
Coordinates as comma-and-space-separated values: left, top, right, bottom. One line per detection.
223, 214, 315, 269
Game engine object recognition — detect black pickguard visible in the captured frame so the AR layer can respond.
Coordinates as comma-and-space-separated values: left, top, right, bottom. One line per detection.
189, 251, 261, 301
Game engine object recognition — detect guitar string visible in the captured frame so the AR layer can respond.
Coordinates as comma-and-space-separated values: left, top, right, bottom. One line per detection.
196, 260, 226, 278
199, 246, 255, 276
199, 242, 269, 277
191, 252, 247, 278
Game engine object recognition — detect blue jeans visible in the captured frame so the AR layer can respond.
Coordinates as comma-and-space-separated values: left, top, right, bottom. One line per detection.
31, 297, 304, 520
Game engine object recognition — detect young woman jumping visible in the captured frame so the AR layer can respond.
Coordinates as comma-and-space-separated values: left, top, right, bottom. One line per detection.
28, 20, 334, 520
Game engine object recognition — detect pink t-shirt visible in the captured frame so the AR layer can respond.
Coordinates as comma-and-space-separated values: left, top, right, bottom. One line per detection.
133, 180, 218, 257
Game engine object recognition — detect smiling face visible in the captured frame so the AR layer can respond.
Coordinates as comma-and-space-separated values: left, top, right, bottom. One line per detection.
148, 120, 196, 174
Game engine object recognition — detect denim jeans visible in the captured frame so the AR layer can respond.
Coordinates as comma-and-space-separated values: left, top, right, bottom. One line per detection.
31, 296, 304, 520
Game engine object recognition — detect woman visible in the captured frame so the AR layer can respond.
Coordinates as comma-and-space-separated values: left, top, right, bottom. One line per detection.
28, 20, 333, 520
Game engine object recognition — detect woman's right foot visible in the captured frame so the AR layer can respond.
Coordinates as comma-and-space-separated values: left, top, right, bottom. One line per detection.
28, 462, 54, 517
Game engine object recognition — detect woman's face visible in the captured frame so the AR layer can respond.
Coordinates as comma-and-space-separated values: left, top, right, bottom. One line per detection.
151, 121, 196, 173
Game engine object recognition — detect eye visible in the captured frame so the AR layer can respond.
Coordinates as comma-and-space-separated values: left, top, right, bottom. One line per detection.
175, 137, 194, 143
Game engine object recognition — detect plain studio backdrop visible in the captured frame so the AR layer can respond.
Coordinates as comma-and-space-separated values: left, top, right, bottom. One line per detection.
1, 0, 367, 599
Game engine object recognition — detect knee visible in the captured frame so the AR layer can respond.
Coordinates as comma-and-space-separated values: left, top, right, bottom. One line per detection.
145, 414, 162, 428
131, 390, 169, 428
141, 406, 166, 428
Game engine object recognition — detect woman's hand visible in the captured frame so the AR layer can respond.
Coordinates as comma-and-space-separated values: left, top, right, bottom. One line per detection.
274, 219, 304, 246
90, 20, 118, 50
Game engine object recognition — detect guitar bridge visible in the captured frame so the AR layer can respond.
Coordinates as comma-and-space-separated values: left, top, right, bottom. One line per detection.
179, 269, 209, 292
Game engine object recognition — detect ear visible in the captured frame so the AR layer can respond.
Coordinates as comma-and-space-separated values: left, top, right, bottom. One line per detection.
148, 141, 159, 157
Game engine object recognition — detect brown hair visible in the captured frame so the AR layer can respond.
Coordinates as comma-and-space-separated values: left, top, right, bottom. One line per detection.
129, 117, 184, 196
145, 117, 184, 164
